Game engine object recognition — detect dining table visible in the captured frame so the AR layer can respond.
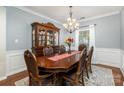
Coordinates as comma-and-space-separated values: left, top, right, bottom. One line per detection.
36, 50, 81, 85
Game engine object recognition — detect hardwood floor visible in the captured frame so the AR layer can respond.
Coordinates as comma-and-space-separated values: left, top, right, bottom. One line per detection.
0, 71, 28, 86
0, 64, 124, 86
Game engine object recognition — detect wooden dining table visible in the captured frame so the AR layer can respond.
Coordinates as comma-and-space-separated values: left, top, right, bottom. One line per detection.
36, 50, 81, 85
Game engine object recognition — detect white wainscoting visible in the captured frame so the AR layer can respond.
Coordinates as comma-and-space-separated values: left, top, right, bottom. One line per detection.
5, 48, 122, 77
94, 48, 121, 68
6, 49, 27, 76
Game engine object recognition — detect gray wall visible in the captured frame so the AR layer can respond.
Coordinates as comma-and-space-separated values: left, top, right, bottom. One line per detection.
80, 14, 121, 49
6, 7, 65, 51
121, 8, 124, 50
6, 7, 122, 50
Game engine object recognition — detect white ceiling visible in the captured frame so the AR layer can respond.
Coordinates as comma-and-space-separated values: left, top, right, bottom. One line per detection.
25, 6, 122, 23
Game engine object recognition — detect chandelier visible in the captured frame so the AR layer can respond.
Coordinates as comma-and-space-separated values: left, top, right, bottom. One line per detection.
63, 6, 79, 33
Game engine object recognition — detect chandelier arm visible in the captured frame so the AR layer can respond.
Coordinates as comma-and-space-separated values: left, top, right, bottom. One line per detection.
65, 28, 72, 33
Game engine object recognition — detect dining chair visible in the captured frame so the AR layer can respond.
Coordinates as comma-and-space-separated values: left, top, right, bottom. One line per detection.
78, 44, 87, 51
24, 50, 53, 86
62, 48, 87, 86
59, 45, 66, 54
43, 46, 54, 57
86, 46, 94, 73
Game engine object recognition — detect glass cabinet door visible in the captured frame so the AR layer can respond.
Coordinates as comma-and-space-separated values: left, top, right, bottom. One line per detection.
54, 32, 59, 45
38, 30, 45, 46
47, 30, 54, 46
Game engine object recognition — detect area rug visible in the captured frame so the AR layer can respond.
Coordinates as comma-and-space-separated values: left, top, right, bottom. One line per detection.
15, 65, 115, 86
84, 65, 115, 86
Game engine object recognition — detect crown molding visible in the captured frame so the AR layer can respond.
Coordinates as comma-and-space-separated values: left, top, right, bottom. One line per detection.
14, 6, 62, 25
79, 11, 121, 22
13, 6, 121, 25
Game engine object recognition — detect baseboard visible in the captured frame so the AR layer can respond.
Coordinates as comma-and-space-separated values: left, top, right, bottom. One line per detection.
95, 48, 121, 68
0, 76, 7, 81
120, 68, 124, 77
120, 50, 124, 76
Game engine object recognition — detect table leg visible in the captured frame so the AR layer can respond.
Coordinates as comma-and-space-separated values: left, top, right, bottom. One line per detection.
53, 73, 57, 85
53, 72, 65, 86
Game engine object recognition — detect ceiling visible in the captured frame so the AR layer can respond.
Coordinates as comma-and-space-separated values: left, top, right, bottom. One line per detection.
25, 6, 122, 23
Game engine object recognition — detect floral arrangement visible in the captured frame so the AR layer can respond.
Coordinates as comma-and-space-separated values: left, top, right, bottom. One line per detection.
65, 37, 74, 54
65, 37, 74, 45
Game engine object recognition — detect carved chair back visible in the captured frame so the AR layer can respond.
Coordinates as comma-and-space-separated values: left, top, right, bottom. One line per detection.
24, 50, 39, 79
78, 44, 87, 51
43, 46, 54, 56
75, 48, 87, 81
87, 46, 94, 64
59, 45, 66, 54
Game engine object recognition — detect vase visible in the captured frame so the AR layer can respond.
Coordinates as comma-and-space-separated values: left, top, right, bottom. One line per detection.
68, 44, 71, 54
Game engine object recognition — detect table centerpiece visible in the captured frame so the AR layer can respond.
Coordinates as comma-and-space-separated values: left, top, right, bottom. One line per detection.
65, 37, 74, 54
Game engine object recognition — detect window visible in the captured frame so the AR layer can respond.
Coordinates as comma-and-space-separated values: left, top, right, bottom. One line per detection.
75, 25, 95, 50
79, 30, 90, 47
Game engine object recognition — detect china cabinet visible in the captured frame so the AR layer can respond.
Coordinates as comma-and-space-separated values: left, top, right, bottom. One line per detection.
31, 22, 60, 56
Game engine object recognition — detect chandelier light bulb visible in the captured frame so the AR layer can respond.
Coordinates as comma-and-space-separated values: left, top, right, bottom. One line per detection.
63, 23, 67, 28
67, 17, 71, 21
75, 23, 79, 26
72, 19, 76, 22
69, 22, 73, 26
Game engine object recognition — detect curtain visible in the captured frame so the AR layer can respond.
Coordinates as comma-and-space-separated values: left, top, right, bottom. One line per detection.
89, 25, 96, 63
89, 25, 95, 48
